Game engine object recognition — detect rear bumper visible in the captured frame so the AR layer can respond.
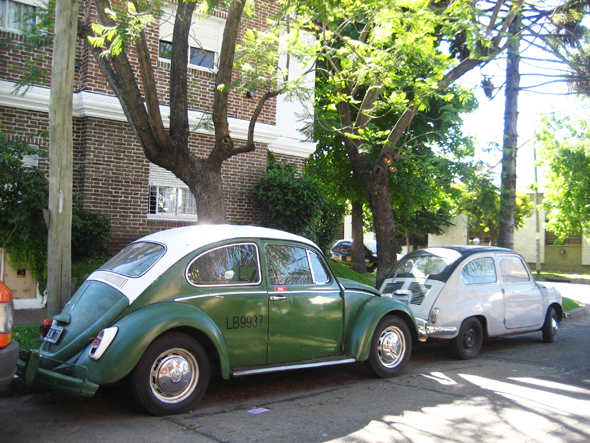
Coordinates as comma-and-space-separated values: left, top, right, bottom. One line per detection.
16, 350, 98, 397
0, 340, 19, 392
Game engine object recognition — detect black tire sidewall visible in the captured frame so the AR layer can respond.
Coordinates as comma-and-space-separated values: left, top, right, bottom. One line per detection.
132, 332, 211, 416
365, 315, 411, 378
452, 317, 483, 360
542, 307, 557, 343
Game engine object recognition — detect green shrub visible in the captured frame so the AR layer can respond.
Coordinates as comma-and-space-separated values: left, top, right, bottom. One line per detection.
72, 207, 111, 262
253, 162, 345, 253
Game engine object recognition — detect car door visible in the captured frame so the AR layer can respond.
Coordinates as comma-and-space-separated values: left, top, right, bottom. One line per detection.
498, 254, 544, 329
185, 242, 269, 368
264, 242, 343, 364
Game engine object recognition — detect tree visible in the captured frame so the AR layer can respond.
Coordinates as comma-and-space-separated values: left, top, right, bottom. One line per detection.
535, 115, 590, 242
459, 173, 534, 245
484, 1, 590, 249
79, 0, 313, 224
290, 0, 519, 286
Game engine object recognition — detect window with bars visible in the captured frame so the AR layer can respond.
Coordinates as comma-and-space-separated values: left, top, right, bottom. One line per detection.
0, 0, 36, 32
148, 163, 197, 220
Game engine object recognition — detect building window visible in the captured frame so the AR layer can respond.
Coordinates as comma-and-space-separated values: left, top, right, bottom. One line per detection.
148, 163, 197, 220
159, 7, 224, 71
0, 0, 36, 32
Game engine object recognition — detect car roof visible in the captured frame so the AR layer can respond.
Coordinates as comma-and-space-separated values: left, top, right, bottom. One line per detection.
140, 224, 318, 252
405, 245, 515, 258
396, 245, 519, 282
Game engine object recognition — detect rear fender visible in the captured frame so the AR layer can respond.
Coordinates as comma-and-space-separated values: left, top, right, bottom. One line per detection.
345, 297, 418, 362
72, 302, 230, 385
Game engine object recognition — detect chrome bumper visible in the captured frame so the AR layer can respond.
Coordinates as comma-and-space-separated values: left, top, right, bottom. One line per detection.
415, 318, 458, 340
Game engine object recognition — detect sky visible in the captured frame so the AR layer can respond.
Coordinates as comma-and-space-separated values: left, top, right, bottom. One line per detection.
459, 48, 590, 193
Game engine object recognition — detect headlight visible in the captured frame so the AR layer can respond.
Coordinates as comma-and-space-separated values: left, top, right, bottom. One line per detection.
88, 327, 118, 360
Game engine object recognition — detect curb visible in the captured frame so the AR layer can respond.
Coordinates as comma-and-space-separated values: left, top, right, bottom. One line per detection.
566, 304, 589, 321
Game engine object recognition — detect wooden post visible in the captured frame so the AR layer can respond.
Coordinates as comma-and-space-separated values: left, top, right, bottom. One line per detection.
47, 0, 79, 316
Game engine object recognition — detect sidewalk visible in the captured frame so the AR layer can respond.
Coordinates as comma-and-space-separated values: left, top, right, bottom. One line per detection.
14, 308, 48, 326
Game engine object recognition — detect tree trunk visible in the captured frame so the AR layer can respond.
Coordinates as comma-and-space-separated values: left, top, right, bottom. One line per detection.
47, 0, 78, 316
350, 200, 366, 273
497, 16, 521, 250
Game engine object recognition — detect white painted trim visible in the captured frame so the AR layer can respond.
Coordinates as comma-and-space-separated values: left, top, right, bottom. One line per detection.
0, 80, 312, 158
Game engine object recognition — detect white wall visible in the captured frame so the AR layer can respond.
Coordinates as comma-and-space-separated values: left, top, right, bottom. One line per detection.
428, 215, 469, 246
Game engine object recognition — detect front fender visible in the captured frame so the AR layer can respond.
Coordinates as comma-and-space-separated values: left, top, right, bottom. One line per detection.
345, 296, 419, 362
73, 302, 230, 385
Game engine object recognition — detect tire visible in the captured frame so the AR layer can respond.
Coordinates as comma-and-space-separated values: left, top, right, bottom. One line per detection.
542, 307, 559, 343
131, 332, 211, 416
364, 315, 411, 378
452, 317, 483, 360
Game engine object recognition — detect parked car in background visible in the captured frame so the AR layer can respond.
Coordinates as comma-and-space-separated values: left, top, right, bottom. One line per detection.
0, 280, 18, 393
19, 225, 425, 415
331, 239, 378, 272
379, 246, 563, 360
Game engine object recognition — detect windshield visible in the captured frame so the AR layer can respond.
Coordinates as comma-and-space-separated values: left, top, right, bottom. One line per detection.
390, 248, 462, 279
100, 242, 166, 277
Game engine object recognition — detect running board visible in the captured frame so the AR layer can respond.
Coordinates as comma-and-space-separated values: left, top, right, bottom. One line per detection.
232, 355, 356, 377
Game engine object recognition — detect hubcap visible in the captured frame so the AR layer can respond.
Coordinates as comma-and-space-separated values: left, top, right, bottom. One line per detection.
377, 326, 405, 368
551, 317, 558, 337
463, 327, 476, 350
150, 348, 199, 403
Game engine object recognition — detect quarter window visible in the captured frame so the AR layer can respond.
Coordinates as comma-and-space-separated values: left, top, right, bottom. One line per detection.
0, 0, 36, 32
266, 244, 330, 286
187, 244, 260, 286
460, 257, 497, 285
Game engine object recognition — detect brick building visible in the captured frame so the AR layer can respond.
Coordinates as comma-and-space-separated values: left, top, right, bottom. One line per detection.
0, 0, 315, 307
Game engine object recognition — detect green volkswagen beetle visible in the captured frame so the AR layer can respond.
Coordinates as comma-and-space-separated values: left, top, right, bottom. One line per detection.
18, 225, 425, 415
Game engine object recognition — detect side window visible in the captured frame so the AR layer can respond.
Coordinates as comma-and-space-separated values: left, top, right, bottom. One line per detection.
187, 243, 260, 286
460, 257, 497, 285
308, 250, 331, 285
499, 256, 530, 283
265, 244, 313, 285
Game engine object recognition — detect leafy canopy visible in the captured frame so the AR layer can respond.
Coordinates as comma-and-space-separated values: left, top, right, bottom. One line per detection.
536, 115, 590, 242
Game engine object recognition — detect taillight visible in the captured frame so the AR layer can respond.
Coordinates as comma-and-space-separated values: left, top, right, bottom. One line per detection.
0, 281, 14, 348
40, 318, 53, 337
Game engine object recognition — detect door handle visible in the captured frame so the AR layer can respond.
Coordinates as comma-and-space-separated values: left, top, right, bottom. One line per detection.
269, 296, 287, 301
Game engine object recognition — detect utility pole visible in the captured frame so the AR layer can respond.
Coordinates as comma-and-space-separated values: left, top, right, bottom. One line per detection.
47, 0, 78, 316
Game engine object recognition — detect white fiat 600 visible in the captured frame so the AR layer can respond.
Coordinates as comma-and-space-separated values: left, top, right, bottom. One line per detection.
379, 246, 564, 359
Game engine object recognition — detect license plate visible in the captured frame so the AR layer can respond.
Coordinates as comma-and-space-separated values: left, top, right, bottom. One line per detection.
43, 325, 64, 344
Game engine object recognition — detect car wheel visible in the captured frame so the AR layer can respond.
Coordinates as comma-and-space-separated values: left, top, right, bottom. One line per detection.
365, 315, 411, 378
542, 307, 558, 343
452, 317, 483, 360
132, 332, 211, 416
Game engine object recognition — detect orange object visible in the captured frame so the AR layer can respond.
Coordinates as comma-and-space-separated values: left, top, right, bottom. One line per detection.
0, 280, 14, 348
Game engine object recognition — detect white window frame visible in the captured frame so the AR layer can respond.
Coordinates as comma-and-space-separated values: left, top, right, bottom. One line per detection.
0, 0, 40, 33
148, 163, 198, 221
159, 7, 225, 72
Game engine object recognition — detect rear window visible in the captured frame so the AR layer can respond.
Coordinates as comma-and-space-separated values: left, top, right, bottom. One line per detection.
100, 242, 166, 277
391, 248, 462, 279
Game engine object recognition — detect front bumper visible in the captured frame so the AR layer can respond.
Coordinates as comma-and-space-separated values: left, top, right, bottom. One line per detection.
415, 319, 428, 342
16, 350, 98, 397
0, 340, 19, 392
